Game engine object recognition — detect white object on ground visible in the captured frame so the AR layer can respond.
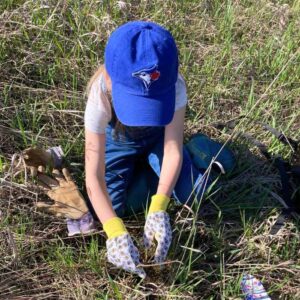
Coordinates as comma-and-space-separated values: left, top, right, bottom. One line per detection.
241, 274, 271, 300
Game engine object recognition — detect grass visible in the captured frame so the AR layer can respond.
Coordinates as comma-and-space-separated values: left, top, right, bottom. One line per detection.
1, 0, 300, 299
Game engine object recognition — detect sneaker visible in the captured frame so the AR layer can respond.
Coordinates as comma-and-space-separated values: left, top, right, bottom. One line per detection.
67, 218, 81, 237
79, 212, 96, 235
241, 274, 271, 300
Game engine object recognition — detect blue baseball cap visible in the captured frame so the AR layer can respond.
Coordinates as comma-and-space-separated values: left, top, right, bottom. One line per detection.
105, 21, 178, 126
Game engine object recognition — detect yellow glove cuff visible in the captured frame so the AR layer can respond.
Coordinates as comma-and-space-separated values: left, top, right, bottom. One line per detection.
148, 194, 170, 214
103, 217, 127, 239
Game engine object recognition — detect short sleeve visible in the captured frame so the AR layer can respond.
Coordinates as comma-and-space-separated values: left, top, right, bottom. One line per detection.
175, 74, 188, 111
84, 75, 111, 134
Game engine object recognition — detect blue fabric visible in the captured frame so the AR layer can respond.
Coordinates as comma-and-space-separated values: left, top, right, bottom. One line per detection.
104, 21, 178, 126
185, 134, 236, 174
105, 122, 209, 217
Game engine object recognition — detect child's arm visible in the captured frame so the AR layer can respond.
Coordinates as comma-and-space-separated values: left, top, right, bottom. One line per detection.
156, 106, 186, 196
85, 128, 146, 278
85, 129, 116, 224
143, 106, 186, 263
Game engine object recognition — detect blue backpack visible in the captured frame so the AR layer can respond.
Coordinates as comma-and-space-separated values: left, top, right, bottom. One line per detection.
185, 133, 236, 175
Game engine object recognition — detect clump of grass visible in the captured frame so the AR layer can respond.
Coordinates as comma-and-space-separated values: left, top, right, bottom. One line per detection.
1, 0, 300, 299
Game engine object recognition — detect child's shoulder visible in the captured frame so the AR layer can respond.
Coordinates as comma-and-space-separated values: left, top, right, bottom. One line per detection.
177, 73, 187, 89
175, 73, 187, 110
89, 72, 106, 93
87, 73, 111, 114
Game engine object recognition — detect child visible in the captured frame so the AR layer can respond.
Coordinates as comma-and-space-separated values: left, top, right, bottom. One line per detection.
84, 21, 208, 278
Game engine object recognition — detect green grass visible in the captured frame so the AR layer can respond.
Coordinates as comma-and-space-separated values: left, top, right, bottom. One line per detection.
1, 0, 300, 299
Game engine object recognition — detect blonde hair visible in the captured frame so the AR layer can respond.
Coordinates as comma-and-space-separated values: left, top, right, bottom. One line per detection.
87, 64, 111, 94
87, 64, 125, 137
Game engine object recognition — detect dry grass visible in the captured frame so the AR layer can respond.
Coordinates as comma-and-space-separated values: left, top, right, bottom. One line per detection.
1, 0, 300, 299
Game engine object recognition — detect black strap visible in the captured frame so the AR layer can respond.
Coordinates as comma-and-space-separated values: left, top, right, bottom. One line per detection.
274, 157, 296, 212
214, 118, 300, 216
215, 116, 299, 151
256, 120, 298, 152
291, 165, 300, 177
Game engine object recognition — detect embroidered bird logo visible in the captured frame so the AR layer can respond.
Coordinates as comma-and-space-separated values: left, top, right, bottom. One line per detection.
132, 65, 160, 90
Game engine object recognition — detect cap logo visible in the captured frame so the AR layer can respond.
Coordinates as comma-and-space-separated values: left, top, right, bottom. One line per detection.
132, 65, 160, 90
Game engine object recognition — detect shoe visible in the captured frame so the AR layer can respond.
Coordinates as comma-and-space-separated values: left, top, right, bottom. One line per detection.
79, 212, 96, 235
67, 218, 81, 237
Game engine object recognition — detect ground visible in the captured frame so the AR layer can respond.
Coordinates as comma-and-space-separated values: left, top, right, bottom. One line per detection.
0, 0, 299, 299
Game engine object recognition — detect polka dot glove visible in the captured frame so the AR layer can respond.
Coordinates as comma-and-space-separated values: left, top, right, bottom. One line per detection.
143, 194, 172, 263
103, 217, 146, 279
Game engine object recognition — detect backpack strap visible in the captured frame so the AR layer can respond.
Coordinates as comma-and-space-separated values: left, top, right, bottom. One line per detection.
215, 115, 299, 153
214, 118, 300, 218
274, 157, 296, 214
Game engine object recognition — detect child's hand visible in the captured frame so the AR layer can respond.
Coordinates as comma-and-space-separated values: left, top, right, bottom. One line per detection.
106, 233, 146, 279
103, 217, 146, 279
143, 194, 172, 263
144, 211, 172, 263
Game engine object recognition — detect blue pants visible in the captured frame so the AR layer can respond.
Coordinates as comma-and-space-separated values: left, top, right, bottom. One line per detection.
105, 123, 208, 217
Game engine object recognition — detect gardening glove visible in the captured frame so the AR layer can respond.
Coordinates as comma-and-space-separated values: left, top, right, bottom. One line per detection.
143, 194, 172, 263
104, 217, 146, 279
3, 146, 63, 178
36, 168, 88, 219
23, 146, 63, 176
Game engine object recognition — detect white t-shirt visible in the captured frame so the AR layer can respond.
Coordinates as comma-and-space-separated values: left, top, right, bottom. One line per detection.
84, 73, 188, 134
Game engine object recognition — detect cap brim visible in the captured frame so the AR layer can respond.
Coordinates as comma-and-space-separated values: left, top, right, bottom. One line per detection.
112, 83, 175, 126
